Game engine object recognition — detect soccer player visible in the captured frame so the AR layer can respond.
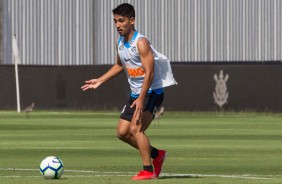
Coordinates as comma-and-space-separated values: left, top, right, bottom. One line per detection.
81, 3, 177, 180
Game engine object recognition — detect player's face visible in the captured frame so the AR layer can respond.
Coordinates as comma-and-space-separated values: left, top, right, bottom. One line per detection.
113, 14, 135, 36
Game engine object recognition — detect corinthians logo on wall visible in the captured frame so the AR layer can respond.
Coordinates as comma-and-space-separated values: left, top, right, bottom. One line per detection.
213, 70, 229, 108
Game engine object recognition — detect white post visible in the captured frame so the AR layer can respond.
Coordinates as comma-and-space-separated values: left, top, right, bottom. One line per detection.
12, 34, 21, 113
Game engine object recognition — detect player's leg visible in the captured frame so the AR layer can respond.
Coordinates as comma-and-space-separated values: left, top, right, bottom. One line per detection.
130, 91, 166, 180
140, 92, 167, 178
139, 116, 167, 178
118, 114, 165, 179
117, 118, 160, 155
117, 96, 153, 150
117, 118, 138, 149
118, 91, 166, 180
117, 112, 157, 180
129, 110, 157, 180
130, 110, 154, 166
125, 110, 166, 179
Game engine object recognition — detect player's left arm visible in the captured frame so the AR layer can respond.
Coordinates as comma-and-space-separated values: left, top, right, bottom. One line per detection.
130, 38, 154, 121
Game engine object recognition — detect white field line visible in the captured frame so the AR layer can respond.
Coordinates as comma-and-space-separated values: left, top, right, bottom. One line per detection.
0, 168, 276, 180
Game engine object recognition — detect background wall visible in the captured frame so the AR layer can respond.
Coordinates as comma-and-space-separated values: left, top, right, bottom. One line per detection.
1, 64, 281, 112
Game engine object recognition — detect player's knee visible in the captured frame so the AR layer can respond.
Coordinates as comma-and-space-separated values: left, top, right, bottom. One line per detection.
116, 128, 129, 141
129, 123, 139, 135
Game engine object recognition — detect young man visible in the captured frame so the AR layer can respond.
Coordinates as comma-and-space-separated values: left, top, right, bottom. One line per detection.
81, 3, 177, 180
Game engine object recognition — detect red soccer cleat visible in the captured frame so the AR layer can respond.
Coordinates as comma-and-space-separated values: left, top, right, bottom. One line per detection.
131, 170, 155, 180
152, 150, 167, 178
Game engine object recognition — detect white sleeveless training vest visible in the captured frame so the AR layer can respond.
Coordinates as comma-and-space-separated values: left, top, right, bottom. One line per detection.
118, 31, 177, 95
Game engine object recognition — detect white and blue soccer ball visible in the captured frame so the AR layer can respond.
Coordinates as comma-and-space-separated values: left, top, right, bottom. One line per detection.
39, 156, 64, 179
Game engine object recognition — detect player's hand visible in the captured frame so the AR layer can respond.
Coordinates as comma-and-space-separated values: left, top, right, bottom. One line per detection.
81, 79, 102, 91
130, 97, 144, 124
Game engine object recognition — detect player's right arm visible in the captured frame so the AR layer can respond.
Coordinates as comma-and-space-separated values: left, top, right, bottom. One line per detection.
81, 39, 123, 91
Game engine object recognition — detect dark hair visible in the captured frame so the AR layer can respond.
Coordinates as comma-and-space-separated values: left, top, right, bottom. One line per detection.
112, 3, 135, 18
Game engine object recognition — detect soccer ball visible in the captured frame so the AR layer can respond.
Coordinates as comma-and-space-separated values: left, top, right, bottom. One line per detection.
39, 156, 64, 179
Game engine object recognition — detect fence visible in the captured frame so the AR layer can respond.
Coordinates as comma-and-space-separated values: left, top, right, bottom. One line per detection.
1, 0, 282, 65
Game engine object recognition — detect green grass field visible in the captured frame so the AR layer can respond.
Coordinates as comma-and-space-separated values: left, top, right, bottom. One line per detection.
0, 111, 282, 184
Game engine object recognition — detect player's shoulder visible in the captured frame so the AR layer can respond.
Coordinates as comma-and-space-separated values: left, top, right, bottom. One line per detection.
135, 32, 151, 45
136, 36, 150, 46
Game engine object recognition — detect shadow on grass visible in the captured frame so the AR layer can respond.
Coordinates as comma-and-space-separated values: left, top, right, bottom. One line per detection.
158, 175, 202, 179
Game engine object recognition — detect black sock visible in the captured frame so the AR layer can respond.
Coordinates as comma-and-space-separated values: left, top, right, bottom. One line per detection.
151, 147, 159, 159
143, 165, 153, 172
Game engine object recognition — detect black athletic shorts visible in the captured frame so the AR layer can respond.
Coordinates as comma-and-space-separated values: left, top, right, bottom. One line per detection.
120, 91, 164, 122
